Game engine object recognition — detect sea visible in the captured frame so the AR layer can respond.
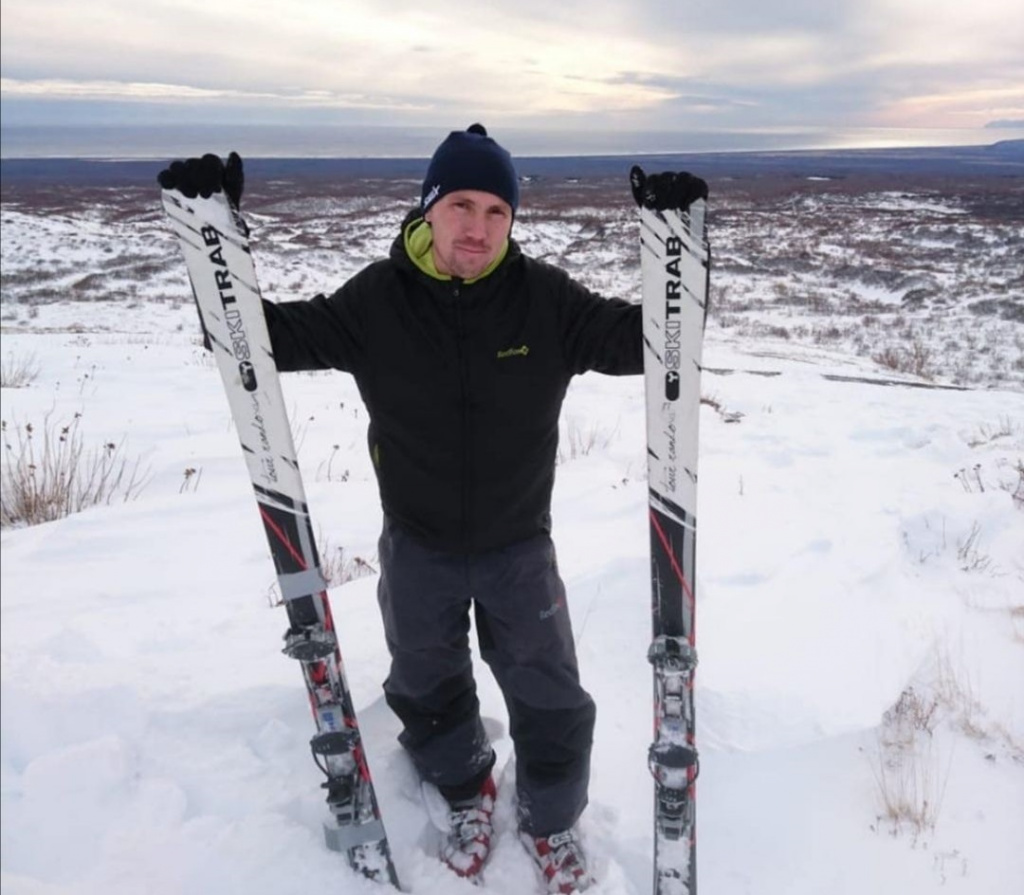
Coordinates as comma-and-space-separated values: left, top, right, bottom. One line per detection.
1, 124, 1022, 187
2, 122, 1023, 160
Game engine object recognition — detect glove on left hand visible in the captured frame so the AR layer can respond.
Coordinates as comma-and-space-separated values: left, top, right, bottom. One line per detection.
630, 166, 708, 211
157, 152, 244, 209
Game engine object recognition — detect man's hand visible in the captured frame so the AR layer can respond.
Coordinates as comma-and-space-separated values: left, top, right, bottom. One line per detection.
630, 166, 708, 212
157, 152, 244, 209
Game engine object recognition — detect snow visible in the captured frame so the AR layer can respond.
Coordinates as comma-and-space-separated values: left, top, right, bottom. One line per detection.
2, 183, 1024, 895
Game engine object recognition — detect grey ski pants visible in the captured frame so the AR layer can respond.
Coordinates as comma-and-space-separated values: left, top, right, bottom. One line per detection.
376, 518, 595, 835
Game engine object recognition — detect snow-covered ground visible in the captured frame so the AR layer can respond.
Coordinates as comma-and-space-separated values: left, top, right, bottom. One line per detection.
2, 178, 1023, 894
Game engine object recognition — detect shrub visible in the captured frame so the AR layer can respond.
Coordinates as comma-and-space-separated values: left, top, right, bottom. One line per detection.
873, 338, 933, 379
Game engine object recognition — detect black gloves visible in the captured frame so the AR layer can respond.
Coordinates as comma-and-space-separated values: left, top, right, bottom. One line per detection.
630, 166, 708, 211
158, 152, 244, 208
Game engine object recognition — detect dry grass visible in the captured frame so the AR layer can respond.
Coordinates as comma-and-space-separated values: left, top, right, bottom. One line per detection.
871, 631, 1021, 839
1, 351, 40, 388
1010, 460, 1024, 508
0, 413, 148, 528
966, 416, 1020, 448
1011, 606, 1024, 644
557, 417, 618, 463
179, 466, 203, 493
319, 539, 377, 588
315, 444, 350, 483
872, 338, 934, 379
871, 684, 950, 838
956, 521, 996, 574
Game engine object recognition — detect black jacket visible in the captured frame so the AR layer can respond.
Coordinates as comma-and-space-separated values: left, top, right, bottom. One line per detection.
263, 214, 642, 554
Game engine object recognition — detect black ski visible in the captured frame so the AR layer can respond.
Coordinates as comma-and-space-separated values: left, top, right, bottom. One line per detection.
635, 167, 710, 895
160, 186, 400, 888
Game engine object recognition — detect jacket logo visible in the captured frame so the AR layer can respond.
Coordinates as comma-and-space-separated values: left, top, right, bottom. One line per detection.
497, 345, 530, 359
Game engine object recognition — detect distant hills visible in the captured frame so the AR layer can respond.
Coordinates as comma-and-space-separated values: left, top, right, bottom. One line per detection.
1, 140, 1021, 187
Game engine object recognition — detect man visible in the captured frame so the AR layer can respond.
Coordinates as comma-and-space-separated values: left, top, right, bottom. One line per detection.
159, 125, 706, 894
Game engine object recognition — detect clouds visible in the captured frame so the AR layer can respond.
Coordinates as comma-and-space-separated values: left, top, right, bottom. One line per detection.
1, 0, 1022, 142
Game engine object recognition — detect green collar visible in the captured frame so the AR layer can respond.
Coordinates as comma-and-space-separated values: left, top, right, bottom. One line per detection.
404, 218, 508, 284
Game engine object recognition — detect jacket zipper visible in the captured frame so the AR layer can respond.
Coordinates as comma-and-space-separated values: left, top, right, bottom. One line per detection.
452, 278, 472, 552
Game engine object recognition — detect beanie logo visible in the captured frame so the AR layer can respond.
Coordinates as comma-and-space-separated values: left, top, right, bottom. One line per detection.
423, 183, 440, 209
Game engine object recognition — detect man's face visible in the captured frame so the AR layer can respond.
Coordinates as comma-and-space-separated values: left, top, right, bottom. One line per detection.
424, 190, 513, 280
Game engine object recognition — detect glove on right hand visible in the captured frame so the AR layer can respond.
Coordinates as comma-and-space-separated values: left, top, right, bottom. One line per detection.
157, 152, 244, 209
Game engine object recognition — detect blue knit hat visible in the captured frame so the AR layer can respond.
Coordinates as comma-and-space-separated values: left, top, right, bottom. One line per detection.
421, 124, 519, 214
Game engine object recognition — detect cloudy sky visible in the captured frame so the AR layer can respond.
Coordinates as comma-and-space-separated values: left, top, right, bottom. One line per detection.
2, 0, 1023, 154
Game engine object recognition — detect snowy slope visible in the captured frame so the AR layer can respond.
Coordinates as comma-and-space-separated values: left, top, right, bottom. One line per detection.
2, 184, 1023, 895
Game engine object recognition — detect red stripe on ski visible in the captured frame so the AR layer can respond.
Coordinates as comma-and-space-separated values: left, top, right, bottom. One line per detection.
649, 507, 697, 642
259, 506, 309, 570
